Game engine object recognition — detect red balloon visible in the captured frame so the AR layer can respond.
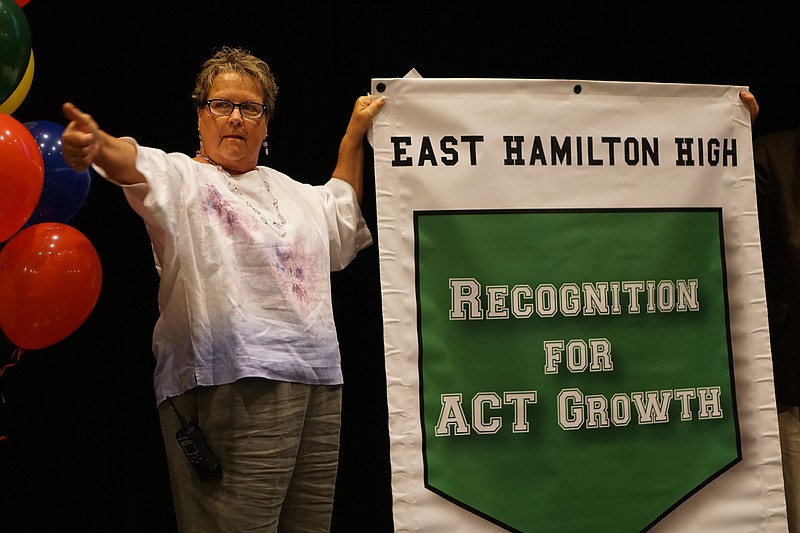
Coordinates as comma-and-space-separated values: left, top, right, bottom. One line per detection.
0, 112, 44, 242
14, 1, 30, 6
0, 223, 102, 350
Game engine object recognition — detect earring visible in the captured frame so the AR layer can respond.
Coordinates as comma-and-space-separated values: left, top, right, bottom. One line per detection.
263, 139, 269, 156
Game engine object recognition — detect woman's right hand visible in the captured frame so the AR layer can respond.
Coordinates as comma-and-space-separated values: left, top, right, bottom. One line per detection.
61, 102, 102, 172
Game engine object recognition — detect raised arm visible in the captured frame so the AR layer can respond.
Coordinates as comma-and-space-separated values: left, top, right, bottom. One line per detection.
61, 102, 146, 185
331, 94, 386, 204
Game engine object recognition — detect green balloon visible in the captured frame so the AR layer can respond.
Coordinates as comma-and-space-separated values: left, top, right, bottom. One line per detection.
0, 0, 32, 105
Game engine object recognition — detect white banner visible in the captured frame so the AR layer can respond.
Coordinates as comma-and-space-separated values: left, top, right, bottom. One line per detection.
370, 77, 786, 532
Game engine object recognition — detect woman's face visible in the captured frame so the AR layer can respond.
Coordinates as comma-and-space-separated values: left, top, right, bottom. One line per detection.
197, 71, 268, 173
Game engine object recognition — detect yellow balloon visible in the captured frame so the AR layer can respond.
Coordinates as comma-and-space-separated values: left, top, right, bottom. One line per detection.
0, 50, 34, 115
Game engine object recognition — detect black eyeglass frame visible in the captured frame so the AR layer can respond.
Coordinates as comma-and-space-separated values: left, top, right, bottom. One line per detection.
203, 99, 268, 120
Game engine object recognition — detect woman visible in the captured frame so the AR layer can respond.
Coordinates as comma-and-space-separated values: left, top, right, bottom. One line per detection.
61, 46, 385, 532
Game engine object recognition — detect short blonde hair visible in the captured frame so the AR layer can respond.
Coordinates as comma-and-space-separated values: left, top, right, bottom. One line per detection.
192, 46, 278, 119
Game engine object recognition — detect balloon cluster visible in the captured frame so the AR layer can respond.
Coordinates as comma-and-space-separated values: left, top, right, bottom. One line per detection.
0, 0, 101, 356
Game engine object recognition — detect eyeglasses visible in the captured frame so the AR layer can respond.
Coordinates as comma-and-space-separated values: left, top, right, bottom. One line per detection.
204, 99, 267, 120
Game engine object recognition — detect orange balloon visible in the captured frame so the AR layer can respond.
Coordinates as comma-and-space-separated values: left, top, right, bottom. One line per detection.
0, 223, 102, 350
0, 112, 44, 242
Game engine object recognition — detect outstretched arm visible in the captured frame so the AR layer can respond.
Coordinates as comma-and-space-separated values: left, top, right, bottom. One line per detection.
331, 94, 386, 204
61, 102, 146, 185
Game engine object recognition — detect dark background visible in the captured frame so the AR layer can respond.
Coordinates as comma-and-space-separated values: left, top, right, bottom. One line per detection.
1, 2, 798, 531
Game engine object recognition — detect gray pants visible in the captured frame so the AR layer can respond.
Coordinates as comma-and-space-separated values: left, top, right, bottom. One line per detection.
158, 378, 343, 532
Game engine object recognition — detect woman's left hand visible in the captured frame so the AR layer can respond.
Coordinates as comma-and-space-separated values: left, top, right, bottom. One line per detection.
346, 93, 386, 137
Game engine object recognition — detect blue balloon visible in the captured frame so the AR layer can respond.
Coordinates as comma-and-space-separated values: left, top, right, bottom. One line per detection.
23, 120, 92, 225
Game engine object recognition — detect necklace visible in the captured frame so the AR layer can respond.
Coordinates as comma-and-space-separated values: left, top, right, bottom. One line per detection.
196, 152, 287, 237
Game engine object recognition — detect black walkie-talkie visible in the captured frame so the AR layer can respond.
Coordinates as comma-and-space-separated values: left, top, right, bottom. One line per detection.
168, 398, 222, 481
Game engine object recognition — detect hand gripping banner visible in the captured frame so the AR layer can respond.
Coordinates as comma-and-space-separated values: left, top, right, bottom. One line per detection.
369, 77, 786, 532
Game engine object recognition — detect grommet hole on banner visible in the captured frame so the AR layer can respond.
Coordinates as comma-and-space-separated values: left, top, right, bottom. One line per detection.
376, 82, 386, 92
573, 84, 582, 94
